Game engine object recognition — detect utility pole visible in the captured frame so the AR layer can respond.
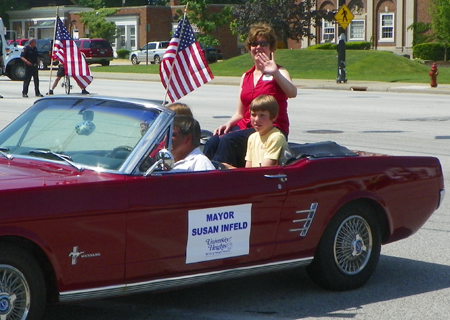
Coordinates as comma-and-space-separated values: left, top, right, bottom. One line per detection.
336, 0, 347, 83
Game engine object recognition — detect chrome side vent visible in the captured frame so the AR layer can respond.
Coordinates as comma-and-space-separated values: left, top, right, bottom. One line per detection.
289, 202, 318, 237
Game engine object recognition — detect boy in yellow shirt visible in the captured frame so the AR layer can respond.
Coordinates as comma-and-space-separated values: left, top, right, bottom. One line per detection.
245, 95, 288, 167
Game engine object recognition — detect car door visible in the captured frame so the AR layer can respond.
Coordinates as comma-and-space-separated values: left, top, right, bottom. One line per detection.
137, 44, 148, 62
272, 159, 344, 260
125, 166, 287, 281
146, 43, 157, 61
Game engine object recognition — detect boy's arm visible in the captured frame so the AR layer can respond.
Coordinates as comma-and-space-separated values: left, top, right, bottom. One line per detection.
261, 132, 286, 167
260, 159, 278, 167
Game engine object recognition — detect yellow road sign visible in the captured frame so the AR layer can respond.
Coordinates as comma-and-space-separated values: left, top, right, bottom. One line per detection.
334, 4, 354, 30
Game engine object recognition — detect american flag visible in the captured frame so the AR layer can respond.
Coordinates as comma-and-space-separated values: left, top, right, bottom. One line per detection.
53, 16, 93, 89
159, 18, 213, 102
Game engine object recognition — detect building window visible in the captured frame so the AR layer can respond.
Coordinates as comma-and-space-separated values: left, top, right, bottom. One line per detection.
118, 26, 126, 48
380, 13, 394, 41
349, 20, 365, 40
130, 26, 136, 48
322, 19, 335, 43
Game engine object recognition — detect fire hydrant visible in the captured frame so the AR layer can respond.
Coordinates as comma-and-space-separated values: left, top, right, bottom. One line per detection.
429, 63, 438, 87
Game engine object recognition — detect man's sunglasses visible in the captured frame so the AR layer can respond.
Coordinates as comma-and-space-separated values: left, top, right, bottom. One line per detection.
249, 41, 269, 47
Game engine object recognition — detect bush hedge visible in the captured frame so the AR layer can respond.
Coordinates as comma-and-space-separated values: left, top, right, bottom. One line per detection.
116, 49, 130, 59
306, 41, 371, 50
413, 43, 447, 61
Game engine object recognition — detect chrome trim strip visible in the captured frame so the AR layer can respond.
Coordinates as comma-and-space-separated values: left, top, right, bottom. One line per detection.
289, 228, 308, 232
438, 189, 445, 209
295, 209, 314, 214
292, 218, 309, 223
290, 202, 318, 237
59, 257, 312, 303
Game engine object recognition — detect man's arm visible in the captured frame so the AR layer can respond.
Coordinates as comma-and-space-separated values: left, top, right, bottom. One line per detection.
20, 48, 32, 66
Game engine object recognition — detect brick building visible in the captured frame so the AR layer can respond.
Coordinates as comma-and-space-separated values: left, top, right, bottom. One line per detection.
5, 0, 432, 59
6, 0, 240, 60
302, 0, 433, 57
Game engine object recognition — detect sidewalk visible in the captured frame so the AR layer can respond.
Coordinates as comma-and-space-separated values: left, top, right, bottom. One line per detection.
41, 58, 450, 95
87, 70, 450, 95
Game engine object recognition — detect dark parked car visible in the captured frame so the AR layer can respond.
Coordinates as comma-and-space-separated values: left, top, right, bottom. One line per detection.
200, 43, 223, 63
74, 38, 114, 66
0, 95, 444, 320
35, 38, 53, 70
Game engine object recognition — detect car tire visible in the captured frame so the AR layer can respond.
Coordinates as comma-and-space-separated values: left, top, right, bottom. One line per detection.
307, 201, 381, 291
131, 55, 139, 65
101, 60, 110, 66
38, 58, 47, 70
154, 55, 161, 64
8, 63, 26, 81
0, 243, 47, 320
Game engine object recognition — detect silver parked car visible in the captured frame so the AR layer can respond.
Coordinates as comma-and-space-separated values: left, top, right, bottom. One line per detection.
129, 41, 169, 65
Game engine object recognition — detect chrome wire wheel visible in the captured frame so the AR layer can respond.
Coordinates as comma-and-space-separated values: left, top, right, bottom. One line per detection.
0, 265, 31, 320
334, 215, 372, 275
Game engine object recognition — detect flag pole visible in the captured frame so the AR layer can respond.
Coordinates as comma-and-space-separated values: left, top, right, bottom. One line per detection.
48, 7, 59, 94
162, 2, 189, 105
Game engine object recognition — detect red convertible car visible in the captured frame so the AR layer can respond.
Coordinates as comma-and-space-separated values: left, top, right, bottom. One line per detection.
0, 96, 444, 320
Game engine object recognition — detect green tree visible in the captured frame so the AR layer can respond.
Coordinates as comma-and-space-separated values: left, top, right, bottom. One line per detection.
211, 0, 244, 3
177, 0, 233, 46
79, 8, 118, 42
429, 0, 450, 60
232, 0, 327, 48
77, 0, 106, 9
0, 0, 30, 29
78, 0, 169, 8
407, 22, 432, 47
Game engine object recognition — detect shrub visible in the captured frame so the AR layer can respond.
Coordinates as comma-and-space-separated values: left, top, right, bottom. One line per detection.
346, 41, 371, 50
116, 49, 130, 59
306, 41, 371, 50
413, 43, 446, 61
306, 43, 337, 50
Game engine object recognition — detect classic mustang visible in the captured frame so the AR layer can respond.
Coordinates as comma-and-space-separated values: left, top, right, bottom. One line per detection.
0, 96, 445, 320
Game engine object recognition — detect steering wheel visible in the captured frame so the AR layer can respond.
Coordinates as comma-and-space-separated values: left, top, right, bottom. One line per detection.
109, 145, 133, 158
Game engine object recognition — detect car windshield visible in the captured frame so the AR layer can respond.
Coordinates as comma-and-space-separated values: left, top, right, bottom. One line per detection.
91, 41, 111, 49
0, 98, 160, 171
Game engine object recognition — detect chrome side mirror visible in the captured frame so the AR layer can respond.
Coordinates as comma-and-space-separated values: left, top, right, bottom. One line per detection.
144, 149, 174, 176
157, 149, 174, 169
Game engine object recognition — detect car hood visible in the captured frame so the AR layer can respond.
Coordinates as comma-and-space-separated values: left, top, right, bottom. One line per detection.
0, 158, 124, 190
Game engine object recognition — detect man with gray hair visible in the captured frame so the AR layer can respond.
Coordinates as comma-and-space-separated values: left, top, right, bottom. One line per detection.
171, 115, 215, 172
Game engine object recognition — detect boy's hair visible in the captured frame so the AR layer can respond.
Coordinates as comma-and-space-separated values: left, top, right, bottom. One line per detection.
167, 102, 193, 117
250, 95, 279, 119
246, 23, 277, 52
173, 115, 201, 148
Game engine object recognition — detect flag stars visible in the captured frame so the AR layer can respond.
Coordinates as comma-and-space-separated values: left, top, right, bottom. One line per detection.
176, 20, 196, 52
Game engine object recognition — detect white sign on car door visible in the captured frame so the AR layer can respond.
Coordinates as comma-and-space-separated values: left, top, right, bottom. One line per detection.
186, 203, 252, 264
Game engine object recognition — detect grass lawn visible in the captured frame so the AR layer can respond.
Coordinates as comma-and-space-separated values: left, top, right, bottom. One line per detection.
96, 49, 450, 84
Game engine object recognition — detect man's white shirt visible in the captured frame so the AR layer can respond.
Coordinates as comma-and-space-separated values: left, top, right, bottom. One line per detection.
171, 147, 215, 172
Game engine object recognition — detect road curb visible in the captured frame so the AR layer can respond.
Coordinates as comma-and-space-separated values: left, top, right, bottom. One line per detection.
39, 69, 450, 95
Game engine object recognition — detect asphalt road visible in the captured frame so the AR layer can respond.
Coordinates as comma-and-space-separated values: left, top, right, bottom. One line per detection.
0, 76, 449, 320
